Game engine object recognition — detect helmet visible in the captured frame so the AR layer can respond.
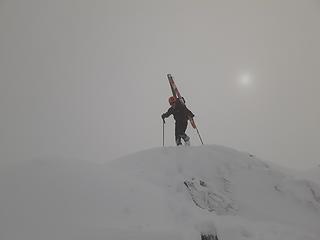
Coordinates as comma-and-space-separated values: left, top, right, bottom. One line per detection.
168, 96, 176, 105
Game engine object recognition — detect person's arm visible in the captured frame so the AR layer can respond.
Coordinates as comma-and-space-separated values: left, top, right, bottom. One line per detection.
162, 107, 173, 119
184, 105, 194, 118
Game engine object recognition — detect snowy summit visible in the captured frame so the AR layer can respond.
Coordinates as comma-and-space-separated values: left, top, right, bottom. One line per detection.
1, 145, 320, 240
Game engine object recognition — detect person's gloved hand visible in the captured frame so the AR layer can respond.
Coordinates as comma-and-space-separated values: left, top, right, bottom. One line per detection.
161, 114, 165, 123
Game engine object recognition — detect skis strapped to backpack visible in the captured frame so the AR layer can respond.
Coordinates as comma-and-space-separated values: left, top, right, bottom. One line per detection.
167, 74, 196, 128
167, 74, 204, 144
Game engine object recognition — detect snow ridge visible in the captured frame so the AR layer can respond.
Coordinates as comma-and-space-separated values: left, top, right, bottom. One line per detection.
1, 145, 320, 240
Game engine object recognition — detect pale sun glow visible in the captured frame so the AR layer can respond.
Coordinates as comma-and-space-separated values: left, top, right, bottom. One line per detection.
238, 73, 253, 87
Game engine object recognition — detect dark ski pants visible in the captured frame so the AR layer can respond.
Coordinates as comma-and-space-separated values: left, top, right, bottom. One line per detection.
175, 121, 190, 145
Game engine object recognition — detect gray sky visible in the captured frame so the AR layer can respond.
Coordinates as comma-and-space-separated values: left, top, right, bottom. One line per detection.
1, 0, 319, 169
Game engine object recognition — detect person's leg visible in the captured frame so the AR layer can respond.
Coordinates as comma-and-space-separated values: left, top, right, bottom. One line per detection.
175, 135, 182, 145
180, 122, 190, 145
175, 124, 183, 146
180, 133, 190, 146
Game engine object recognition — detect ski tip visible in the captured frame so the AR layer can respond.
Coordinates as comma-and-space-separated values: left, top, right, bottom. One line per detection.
167, 74, 174, 81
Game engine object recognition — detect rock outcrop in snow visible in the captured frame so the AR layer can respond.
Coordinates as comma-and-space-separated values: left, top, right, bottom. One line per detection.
184, 177, 237, 215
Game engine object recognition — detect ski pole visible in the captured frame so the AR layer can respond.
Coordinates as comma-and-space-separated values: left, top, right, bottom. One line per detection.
162, 120, 165, 147
189, 117, 204, 145
196, 127, 204, 145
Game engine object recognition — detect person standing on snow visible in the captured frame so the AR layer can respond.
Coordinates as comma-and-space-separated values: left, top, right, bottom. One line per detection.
161, 96, 195, 146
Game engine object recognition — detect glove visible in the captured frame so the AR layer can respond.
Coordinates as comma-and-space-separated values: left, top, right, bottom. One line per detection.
161, 114, 165, 123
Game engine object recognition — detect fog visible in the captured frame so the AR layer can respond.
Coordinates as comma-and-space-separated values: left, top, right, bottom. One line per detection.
1, 0, 319, 169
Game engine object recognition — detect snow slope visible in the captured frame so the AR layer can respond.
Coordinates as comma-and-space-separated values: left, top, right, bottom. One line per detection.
1, 145, 319, 240
302, 165, 320, 186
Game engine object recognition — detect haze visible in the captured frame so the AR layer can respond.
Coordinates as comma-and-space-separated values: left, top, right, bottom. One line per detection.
1, 0, 319, 170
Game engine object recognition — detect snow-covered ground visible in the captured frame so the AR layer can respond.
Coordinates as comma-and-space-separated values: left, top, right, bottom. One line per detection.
1, 145, 319, 240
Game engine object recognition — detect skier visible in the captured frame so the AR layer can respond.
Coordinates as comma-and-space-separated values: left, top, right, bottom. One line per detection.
161, 96, 195, 146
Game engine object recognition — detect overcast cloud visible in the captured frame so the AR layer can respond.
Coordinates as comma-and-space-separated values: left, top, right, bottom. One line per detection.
0, 0, 319, 169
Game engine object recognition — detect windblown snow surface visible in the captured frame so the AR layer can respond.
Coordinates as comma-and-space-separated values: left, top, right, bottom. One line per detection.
1, 145, 320, 240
